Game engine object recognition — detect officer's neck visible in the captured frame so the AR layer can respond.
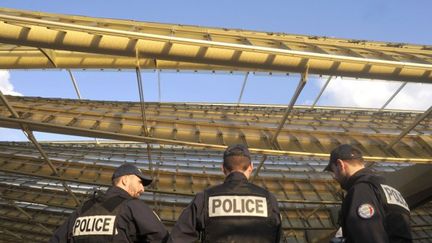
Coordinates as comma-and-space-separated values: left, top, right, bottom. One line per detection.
225, 170, 250, 179
346, 164, 364, 177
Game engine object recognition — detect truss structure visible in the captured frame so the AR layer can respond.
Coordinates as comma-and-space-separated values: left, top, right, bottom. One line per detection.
0, 7, 431, 243
0, 8, 432, 83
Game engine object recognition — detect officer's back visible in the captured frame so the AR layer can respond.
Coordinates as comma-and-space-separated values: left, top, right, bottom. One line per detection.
50, 163, 169, 243
169, 144, 282, 243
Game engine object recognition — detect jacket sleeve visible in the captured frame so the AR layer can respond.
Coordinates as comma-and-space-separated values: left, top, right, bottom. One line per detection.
344, 183, 388, 243
127, 200, 169, 243
269, 193, 283, 243
49, 211, 78, 243
169, 192, 205, 243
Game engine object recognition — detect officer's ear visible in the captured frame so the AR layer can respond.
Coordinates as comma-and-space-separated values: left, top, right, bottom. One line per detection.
247, 162, 253, 173
336, 159, 346, 171
221, 164, 228, 175
119, 175, 129, 186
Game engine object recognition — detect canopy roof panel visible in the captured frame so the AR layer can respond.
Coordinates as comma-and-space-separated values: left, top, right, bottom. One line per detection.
0, 7, 431, 242
0, 8, 431, 82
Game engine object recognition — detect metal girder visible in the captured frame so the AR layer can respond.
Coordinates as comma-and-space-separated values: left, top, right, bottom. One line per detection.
0, 228, 48, 243
0, 194, 52, 234
0, 8, 431, 83
38, 48, 57, 67
271, 67, 308, 147
67, 69, 82, 99
0, 46, 234, 70
135, 66, 154, 170
0, 152, 341, 203
254, 68, 308, 179
0, 219, 52, 238
0, 8, 431, 242
0, 141, 429, 208
0, 92, 81, 206
0, 96, 431, 163
0, 140, 431, 242
311, 76, 332, 108
387, 105, 432, 149
380, 81, 407, 110
0, 142, 408, 178
0, 205, 65, 242
237, 72, 249, 104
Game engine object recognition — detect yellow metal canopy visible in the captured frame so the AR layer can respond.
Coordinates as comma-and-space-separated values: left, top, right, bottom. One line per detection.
0, 96, 431, 162
0, 8, 431, 83
0, 7, 431, 243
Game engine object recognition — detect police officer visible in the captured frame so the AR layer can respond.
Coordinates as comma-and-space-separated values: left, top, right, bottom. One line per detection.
324, 144, 412, 243
169, 144, 282, 243
50, 163, 169, 243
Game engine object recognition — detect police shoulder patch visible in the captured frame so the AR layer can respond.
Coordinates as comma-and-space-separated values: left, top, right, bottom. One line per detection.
357, 203, 375, 219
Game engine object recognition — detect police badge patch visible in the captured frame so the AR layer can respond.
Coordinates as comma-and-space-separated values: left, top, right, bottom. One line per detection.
357, 204, 375, 219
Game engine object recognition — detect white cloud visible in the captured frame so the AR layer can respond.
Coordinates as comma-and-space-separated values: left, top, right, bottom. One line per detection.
385, 83, 432, 110
317, 77, 432, 111
0, 70, 22, 96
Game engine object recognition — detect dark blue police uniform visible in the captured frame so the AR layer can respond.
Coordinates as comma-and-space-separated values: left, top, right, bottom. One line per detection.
50, 186, 169, 243
340, 168, 412, 243
169, 172, 282, 243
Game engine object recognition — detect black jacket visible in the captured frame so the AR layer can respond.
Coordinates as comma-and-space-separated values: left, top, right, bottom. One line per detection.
169, 172, 282, 243
340, 168, 412, 243
50, 186, 169, 243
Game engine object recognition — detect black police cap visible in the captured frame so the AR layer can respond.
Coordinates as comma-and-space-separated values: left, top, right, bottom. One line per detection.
112, 163, 152, 186
324, 144, 363, 172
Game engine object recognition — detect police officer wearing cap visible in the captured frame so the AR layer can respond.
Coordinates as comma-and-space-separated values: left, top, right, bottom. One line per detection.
324, 144, 412, 243
169, 144, 282, 243
50, 163, 169, 243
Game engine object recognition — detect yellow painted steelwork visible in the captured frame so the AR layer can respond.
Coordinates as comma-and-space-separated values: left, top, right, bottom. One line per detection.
0, 96, 431, 162
0, 8, 432, 243
0, 8, 431, 82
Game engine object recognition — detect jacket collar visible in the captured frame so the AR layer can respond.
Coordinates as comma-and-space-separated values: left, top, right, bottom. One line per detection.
344, 167, 374, 190
224, 171, 248, 182
105, 186, 133, 199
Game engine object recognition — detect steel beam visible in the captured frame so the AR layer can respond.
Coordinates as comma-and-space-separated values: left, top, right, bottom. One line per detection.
311, 76, 332, 108
387, 105, 432, 149
0, 96, 431, 162
237, 72, 249, 104
0, 9, 431, 82
0, 92, 81, 205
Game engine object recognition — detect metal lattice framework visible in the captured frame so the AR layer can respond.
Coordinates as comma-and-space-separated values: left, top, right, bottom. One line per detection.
0, 7, 431, 243
0, 8, 431, 83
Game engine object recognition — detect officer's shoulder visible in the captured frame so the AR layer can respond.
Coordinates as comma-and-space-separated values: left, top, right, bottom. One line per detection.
351, 181, 378, 195
247, 181, 271, 193
204, 183, 225, 193
193, 191, 206, 204
124, 198, 150, 209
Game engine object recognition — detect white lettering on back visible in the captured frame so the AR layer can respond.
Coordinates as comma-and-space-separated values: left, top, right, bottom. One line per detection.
73, 215, 116, 236
208, 195, 268, 217
381, 184, 410, 212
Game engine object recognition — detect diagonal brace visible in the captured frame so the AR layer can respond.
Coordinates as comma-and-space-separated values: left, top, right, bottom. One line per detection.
387, 105, 432, 149
0, 91, 80, 205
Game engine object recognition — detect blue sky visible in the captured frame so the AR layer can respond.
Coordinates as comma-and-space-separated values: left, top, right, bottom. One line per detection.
0, 1, 431, 141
